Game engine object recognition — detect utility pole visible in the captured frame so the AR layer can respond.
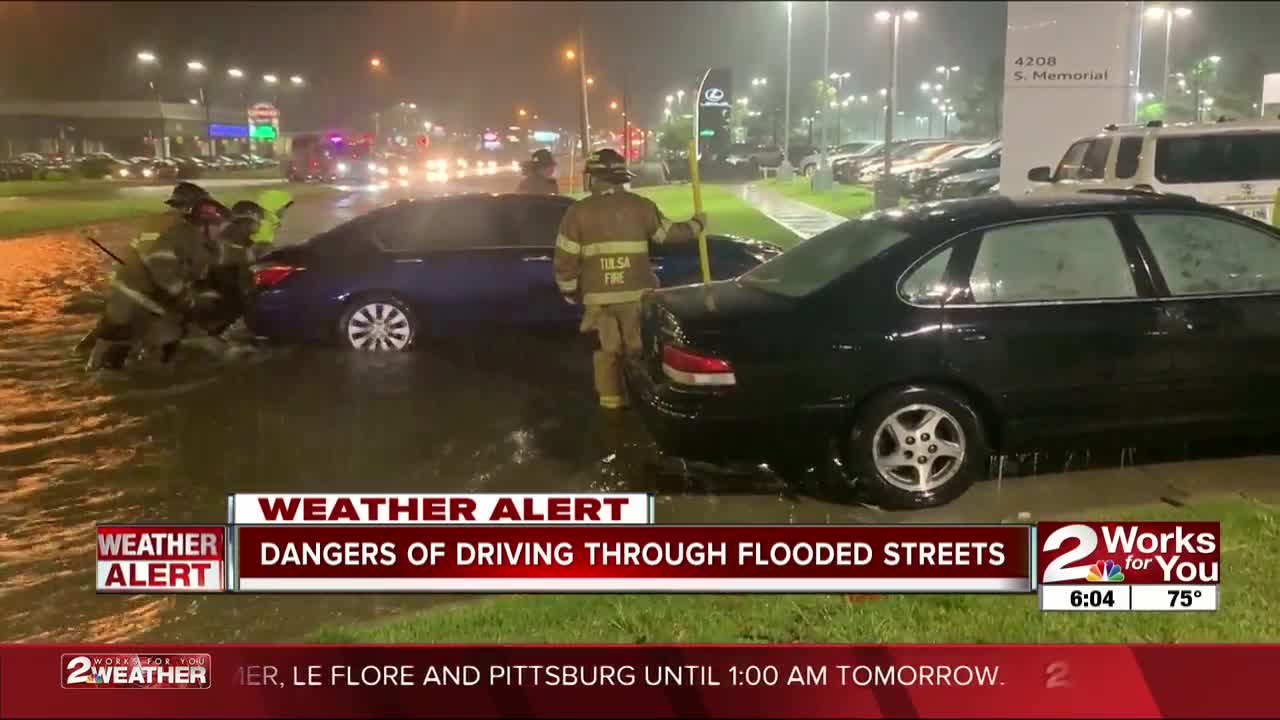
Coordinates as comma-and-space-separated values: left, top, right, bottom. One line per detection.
623, 72, 631, 170
577, 19, 592, 168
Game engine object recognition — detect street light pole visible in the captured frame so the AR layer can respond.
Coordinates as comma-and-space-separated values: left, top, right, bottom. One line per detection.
577, 20, 591, 165
936, 65, 958, 136
778, 1, 795, 181
875, 8, 917, 209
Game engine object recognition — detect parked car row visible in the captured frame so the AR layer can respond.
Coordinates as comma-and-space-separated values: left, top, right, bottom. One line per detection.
0, 151, 279, 182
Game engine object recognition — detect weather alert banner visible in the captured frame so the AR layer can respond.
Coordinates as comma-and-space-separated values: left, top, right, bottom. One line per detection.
2, 644, 1278, 717
1037, 522, 1221, 612
230, 524, 1032, 593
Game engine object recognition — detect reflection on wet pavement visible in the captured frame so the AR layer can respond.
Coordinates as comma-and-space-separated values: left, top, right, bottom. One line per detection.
3, 184, 1276, 643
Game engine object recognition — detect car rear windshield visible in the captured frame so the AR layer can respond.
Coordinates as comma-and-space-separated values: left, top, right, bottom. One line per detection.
1154, 132, 1280, 184
739, 220, 911, 298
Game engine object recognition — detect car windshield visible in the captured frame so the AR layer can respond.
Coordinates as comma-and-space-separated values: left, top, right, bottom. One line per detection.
739, 219, 912, 298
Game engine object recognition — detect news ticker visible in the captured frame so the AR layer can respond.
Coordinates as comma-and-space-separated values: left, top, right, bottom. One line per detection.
94, 493, 1221, 611
3, 644, 1275, 718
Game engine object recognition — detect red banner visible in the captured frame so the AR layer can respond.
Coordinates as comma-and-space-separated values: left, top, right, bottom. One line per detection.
1, 644, 1275, 718
233, 525, 1031, 593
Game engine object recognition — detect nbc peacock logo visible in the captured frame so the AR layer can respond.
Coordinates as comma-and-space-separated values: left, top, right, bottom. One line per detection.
1086, 559, 1125, 582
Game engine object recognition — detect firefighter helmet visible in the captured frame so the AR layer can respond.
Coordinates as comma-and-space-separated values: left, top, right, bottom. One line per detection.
530, 148, 556, 167
584, 148, 633, 182
230, 200, 266, 224
164, 181, 210, 211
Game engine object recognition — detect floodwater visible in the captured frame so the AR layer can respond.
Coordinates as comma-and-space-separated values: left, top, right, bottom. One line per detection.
2, 182, 1272, 643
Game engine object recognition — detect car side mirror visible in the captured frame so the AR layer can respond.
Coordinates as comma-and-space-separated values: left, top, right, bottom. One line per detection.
1027, 166, 1053, 183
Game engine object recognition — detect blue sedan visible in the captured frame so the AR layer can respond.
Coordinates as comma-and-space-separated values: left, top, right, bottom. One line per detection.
246, 193, 782, 349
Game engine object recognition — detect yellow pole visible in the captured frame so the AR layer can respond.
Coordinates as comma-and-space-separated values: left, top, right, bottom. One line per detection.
688, 139, 711, 284
1272, 188, 1280, 228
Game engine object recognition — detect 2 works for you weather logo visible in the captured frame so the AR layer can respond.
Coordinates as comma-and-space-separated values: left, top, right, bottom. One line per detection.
1086, 560, 1125, 583
61, 654, 211, 689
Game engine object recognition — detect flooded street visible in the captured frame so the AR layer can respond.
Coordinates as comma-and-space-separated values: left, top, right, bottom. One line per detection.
3, 181, 1277, 643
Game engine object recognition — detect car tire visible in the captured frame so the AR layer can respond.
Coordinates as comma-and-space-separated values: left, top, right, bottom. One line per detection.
337, 294, 417, 351
803, 164, 816, 178
844, 385, 987, 509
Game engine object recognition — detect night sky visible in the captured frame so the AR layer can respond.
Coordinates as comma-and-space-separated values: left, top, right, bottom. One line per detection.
2, 1, 1278, 133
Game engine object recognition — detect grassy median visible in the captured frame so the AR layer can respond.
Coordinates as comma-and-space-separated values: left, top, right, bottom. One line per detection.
314, 496, 1273, 644
759, 177, 876, 219
0, 183, 337, 238
586, 184, 801, 250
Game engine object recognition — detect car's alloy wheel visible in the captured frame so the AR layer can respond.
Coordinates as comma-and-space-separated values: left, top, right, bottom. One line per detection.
343, 299, 414, 351
804, 164, 816, 178
846, 386, 986, 509
871, 404, 965, 493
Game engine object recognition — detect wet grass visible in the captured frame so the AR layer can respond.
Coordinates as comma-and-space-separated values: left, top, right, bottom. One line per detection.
0, 183, 338, 238
572, 185, 802, 250
0, 179, 116, 197
314, 496, 1275, 643
759, 177, 876, 219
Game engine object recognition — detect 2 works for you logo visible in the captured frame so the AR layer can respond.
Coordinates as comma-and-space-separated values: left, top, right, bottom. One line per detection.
61, 654, 211, 689
1037, 522, 1220, 585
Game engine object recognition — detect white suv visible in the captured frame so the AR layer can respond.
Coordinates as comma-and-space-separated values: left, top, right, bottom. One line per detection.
1027, 120, 1280, 223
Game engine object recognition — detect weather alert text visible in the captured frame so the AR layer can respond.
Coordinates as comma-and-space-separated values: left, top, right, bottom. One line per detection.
96, 526, 226, 593
1036, 522, 1221, 612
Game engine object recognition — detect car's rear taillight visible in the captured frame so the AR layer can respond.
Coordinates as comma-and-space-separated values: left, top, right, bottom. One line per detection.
254, 264, 300, 288
662, 344, 736, 386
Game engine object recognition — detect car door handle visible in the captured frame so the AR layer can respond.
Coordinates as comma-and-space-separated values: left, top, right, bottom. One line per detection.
394, 257, 423, 264
522, 255, 552, 262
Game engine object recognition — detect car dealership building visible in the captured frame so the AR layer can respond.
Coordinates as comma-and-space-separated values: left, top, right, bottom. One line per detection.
0, 100, 283, 159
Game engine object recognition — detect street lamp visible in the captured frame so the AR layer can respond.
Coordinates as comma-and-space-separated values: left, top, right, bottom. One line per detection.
1145, 5, 1192, 103
137, 51, 157, 64
263, 74, 278, 84
778, 0, 796, 180
369, 57, 383, 69
518, 108, 528, 117
290, 75, 304, 86
609, 100, 619, 111
227, 67, 244, 79
874, 7, 919, 207
665, 94, 673, 106
186, 61, 213, 157
564, 49, 576, 61
935, 65, 959, 136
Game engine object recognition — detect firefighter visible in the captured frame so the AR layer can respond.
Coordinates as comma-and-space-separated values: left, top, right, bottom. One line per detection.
194, 199, 266, 337
84, 182, 229, 370
553, 148, 707, 409
516, 149, 559, 194
248, 188, 295, 255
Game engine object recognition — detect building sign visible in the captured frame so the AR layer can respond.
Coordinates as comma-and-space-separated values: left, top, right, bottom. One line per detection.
532, 131, 559, 143
248, 103, 279, 122
999, 1, 1141, 194
209, 124, 250, 139
250, 125, 278, 140
1263, 73, 1280, 106
696, 67, 733, 158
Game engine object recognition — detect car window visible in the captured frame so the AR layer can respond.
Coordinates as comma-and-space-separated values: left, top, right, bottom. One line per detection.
414, 197, 506, 250
505, 199, 569, 247
967, 217, 1137, 303
1133, 213, 1280, 295
1054, 140, 1091, 181
740, 219, 911, 298
899, 247, 954, 305
1115, 137, 1143, 180
1154, 132, 1280, 184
